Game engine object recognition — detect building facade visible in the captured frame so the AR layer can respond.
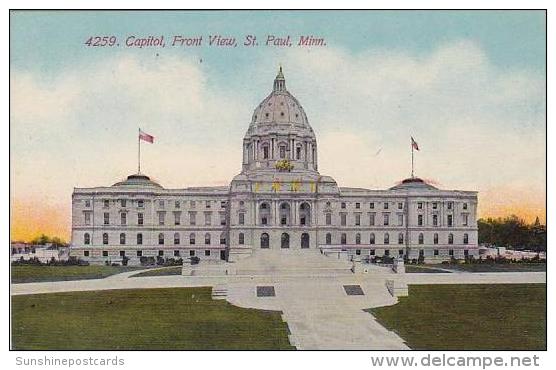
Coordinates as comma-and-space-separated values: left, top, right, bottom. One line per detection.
70, 68, 479, 265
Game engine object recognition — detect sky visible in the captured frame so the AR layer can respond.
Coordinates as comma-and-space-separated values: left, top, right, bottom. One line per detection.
10, 10, 546, 241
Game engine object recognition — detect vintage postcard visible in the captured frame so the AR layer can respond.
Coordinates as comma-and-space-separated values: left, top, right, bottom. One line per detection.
9, 9, 546, 360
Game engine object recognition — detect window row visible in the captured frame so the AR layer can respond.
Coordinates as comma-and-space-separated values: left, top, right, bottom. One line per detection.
97, 212, 226, 226
84, 232, 228, 246
322, 232, 469, 245
91, 199, 227, 210
83, 249, 213, 258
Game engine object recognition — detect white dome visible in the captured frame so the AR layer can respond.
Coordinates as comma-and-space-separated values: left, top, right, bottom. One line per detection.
248, 67, 313, 136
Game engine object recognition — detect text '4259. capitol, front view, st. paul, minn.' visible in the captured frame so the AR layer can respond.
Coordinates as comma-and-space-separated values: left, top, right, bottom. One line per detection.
71, 67, 478, 265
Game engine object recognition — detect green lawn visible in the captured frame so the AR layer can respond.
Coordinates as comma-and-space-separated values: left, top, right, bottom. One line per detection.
436, 263, 546, 273
369, 284, 546, 350
404, 265, 450, 273
131, 266, 182, 277
11, 288, 294, 350
11, 265, 145, 284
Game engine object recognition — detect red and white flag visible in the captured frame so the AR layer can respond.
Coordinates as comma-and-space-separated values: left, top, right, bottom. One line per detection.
411, 136, 419, 151
139, 129, 154, 143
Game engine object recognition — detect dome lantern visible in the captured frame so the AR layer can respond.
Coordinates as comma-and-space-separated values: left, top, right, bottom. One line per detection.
273, 65, 286, 92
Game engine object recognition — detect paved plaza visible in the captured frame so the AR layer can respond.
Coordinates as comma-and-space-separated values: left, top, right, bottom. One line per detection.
11, 251, 546, 350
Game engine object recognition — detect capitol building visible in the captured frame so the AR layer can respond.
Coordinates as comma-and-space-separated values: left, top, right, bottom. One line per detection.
70, 68, 479, 265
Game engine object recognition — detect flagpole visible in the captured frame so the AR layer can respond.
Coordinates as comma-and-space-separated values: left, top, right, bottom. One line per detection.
411, 138, 414, 178
138, 128, 141, 174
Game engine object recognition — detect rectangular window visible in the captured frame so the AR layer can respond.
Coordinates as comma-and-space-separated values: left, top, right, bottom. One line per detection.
383, 213, 389, 226
189, 212, 197, 226
432, 202, 438, 209
190, 250, 195, 257
463, 203, 468, 210
418, 214, 423, 226
158, 212, 165, 226
174, 211, 181, 225
355, 202, 360, 209
449, 249, 454, 256
261, 217, 268, 225
102, 251, 108, 257
417, 202, 423, 209
341, 202, 346, 209
340, 213, 347, 226
84, 200, 91, 208
119, 250, 125, 257
84, 212, 91, 225
398, 202, 403, 210
325, 213, 332, 225
447, 215, 453, 227
120, 199, 127, 208
205, 250, 211, 256
159, 200, 165, 209
104, 200, 110, 208
370, 249, 375, 256
174, 250, 180, 257
462, 214, 469, 226
369, 202, 374, 209
83, 251, 89, 257
205, 212, 212, 226
434, 249, 439, 256
355, 214, 361, 226
138, 199, 144, 208
121, 213, 127, 225
432, 214, 438, 226
369, 213, 375, 226
281, 216, 287, 225
220, 213, 226, 226
239, 213, 245, 225
175, 201, 180, 209
206, 200, 211, 208
447, 202, 453, 210
138, 213, 144, 226
384, 202, 389, 210
397, 214, 403, 226
355, 249, 361, 255
221, 201, 227, 208
137, 250, 143, 257
158, 250, 164, 257
399, 249, 404, 256
103, 212, 109, 225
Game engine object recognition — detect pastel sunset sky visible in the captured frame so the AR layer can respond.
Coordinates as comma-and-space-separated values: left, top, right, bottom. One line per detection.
10, 11, 546, 242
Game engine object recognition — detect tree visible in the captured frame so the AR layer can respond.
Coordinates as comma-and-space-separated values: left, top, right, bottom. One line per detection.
478, 215, 546, 251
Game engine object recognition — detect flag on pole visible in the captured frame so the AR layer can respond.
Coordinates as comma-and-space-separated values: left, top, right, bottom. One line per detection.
139, 129, 154, 143
411, 136, 419, 151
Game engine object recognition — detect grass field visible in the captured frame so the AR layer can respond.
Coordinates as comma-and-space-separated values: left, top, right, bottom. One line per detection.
11, 287, 294, 350
369, 284, 546, 350
437, 263, 546, 273
132, 266, 182, 277
11, 265, 145, 284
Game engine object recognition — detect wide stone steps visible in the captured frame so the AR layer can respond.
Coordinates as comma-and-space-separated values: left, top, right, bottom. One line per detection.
211, 284, 228, 300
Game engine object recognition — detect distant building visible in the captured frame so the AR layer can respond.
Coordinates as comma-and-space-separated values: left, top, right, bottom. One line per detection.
11, 243, 69, 263
479, 246, 545, 261
70, 68, 479, 265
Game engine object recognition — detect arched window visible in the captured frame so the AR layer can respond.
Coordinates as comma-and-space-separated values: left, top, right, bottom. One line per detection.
174, 232, 180, 245
259, 202, 271, 225
418, 233, 424, 245
238, 233, 245, 245
281, 233, 290, 248
137, 233, 143, 245
279, 202, 291, 226
463, 233, 469, 244
301, 233, 310, 248
84, 233, 90, 245
120, 233, 126, 245
370, 233, 375, 244
325, 233, 332, 245
355, 233, 361, 244
220, 232, 226, 245
102, 233, 108, 245
398, 233, 404, 244
189, 233, 196, 245
260, 233, 269, 248
384, 233, 390, 244
299, 202, 311, 226
158, 233, 164, 245
205, 233, 211, 245
341, 233, 347, 245
433, 233, 439, 244
448, 233, 454, 245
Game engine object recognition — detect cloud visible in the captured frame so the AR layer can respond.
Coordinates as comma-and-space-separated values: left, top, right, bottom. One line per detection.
10, 40, 546, 240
